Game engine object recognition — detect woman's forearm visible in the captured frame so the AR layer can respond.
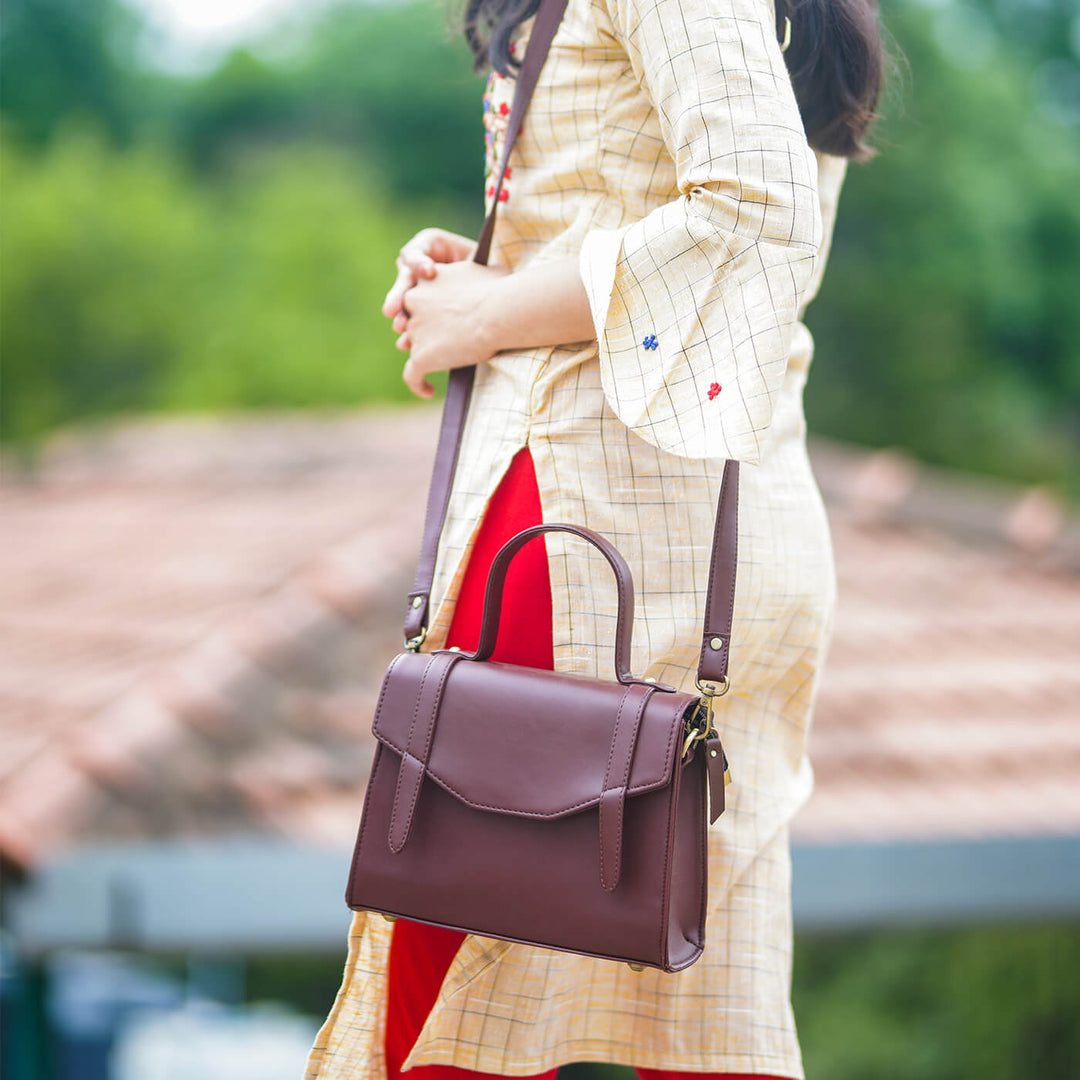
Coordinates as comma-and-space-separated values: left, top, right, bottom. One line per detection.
478, 255, 597, 356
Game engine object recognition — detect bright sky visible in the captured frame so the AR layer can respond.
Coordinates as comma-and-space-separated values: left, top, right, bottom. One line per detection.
127, 0, 350, 70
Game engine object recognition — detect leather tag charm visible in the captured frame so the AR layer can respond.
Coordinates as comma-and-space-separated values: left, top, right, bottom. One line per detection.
704, 733, 728, 824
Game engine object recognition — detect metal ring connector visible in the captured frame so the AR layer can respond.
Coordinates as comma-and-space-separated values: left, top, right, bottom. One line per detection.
695, 674, 731, 697
404, 627, 428, 652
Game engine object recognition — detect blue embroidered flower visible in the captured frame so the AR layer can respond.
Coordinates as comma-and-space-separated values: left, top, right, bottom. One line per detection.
642, 334, 658, 351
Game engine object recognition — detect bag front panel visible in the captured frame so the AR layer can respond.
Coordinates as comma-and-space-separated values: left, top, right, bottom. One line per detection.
347, 739, 707, 969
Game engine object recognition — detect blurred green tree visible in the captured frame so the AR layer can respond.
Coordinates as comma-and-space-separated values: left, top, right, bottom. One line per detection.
0, 123, 429, 452
804, 0, 1080, 495
1, 0, 1078, 497
0, 0, 140, 145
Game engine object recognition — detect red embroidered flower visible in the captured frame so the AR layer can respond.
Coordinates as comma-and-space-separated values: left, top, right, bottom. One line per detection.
499, 102, 510, 116
707, 382, 722, 400
498, 188, 510, 202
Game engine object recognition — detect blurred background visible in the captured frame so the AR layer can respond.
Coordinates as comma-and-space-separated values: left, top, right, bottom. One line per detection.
2, 1, 1079, 1078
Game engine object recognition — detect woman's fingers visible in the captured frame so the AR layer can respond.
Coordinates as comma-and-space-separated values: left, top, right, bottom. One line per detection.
392, 311, 409, 335
395, 332, 411, 353
385, 228, 478, 320
408, 228, 477, 266
402, 357, 435, 399
383, 260, 415, 318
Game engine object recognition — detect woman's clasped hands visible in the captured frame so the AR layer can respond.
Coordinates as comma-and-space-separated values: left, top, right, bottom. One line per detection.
383, 227, 510, 399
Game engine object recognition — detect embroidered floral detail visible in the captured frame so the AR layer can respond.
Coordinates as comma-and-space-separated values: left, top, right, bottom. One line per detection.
642, 334, 659, 351
707, 382, 722, 400
481, 36, 527, 210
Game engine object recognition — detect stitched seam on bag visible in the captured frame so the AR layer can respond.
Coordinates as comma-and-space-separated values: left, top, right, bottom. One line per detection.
404, 654, 458, 827
351, 652, 408, 897
348, 744, 384, 902
703, 467, 726, 639
657, 757, 678, 963
599, 685, 632, 891
616, 688, 652, 885
694, 757, 708, 949
723, 468, 739, 665
372, 652, 408, 727
389, 654, 436, 849
374, 699, 684, 817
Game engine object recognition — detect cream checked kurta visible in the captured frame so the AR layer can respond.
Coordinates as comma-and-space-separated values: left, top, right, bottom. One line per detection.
307, 0, 848, 1077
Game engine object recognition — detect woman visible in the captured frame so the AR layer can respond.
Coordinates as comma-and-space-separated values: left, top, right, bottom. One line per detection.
307, 1, 884, 1079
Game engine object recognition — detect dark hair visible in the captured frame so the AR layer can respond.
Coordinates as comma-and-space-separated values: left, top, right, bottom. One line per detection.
462, 0, 885, 161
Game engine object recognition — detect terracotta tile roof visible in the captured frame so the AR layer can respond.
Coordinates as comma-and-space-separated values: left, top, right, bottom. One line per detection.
1, 409, 1077, 871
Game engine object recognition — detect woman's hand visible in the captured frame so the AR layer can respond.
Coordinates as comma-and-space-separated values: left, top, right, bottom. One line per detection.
383, 228, 478, 328
397, 261, 509, 398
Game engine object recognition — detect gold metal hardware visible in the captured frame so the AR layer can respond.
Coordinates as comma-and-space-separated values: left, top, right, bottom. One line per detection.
380, 914, 398, 923
448, 645, 462, 653
411, 595, 424, 610
682, 699, 712, 758
709, 636, 724, 651
627, 962, 645, 972
694, 674, 730, 697
405, 627, 428, 652
780, 16, 792, 53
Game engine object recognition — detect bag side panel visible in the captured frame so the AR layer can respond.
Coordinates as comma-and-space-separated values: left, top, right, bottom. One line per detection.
664, 755, 708, 971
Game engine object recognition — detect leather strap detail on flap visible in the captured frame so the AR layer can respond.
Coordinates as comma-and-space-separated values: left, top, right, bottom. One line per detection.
388, 650, 463, 853
599, 683, 654, 891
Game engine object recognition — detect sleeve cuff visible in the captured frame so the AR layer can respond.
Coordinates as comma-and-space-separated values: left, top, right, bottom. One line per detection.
579, 198, 815, 465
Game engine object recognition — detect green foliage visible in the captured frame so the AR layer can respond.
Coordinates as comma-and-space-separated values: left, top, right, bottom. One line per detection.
805, 1, 1080, 496
793, 923, 1080, 1080
167, 0, 485, 211
1, 0, 1078, 497
0, 122, 432, 450
0, 0, 140, 146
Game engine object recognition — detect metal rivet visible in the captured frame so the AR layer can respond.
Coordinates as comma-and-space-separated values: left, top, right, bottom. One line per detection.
627, 962, 645, 972
643, 677, 656, 683
448, 646, 461, 653
710, 749, 718, 758
411, 596, 423, 609
709, 636, 724, 651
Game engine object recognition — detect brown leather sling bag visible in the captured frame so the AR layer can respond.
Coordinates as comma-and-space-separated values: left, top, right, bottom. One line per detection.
346, 0, 738, 973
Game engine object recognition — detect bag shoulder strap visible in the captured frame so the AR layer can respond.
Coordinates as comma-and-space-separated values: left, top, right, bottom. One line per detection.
402, 0, 739, 691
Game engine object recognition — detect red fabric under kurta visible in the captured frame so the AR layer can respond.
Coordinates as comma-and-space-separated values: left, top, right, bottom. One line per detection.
385, 447, 787, 1080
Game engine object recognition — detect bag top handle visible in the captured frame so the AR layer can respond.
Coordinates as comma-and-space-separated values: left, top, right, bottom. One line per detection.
402, 0, 739, 694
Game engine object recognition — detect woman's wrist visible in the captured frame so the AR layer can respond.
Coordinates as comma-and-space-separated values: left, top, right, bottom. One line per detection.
475, 272, 514, 359
473, 256, 595, 359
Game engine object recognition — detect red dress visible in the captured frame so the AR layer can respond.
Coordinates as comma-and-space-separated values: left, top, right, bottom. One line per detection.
385, 448, 785, 1080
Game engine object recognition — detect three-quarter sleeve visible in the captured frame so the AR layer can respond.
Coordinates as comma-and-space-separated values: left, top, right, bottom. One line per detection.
580, 0, 823, 463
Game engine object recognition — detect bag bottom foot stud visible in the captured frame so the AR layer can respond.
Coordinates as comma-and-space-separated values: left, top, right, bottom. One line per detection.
380, 914, 398, 923
627, 963, 645, 972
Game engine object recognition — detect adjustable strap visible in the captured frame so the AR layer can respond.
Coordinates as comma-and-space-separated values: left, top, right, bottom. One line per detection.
403, 0, 569, 647
401, 0, 740, 697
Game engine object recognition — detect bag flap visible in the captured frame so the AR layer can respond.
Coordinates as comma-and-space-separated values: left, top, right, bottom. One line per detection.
371, 651, 698, 819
